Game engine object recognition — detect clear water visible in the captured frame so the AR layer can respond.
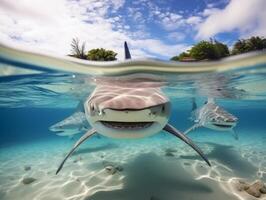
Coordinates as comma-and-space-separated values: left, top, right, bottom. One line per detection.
1, 49, 266, 200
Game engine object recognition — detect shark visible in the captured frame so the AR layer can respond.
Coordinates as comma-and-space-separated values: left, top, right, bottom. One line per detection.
49, 102, 89, 136
54, 42, 211, 174
184, 98, 238, 139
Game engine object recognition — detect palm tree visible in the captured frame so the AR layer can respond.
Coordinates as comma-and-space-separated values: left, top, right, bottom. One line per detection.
69, 38, 87, 59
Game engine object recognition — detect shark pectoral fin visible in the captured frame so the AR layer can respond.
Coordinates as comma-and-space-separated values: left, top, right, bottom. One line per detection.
163, 124, 211, 167
184, 123, 201, 135
56, 129, 97, 175
231, 129, 239, 140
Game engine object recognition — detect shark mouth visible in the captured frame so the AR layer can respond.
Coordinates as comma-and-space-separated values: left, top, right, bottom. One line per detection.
100, 121, 153, 130
56, 131, 64, 133
51, 130, 64, 134
213, 123, 233, 128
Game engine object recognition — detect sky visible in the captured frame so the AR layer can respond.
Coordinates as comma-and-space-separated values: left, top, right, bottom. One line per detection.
0, 0, 266, 60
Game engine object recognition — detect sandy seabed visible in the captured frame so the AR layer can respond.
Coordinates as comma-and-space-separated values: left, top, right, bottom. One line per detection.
0, 130, 266, 200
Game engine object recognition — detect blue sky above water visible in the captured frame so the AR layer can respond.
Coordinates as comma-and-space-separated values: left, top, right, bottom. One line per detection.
0, 0, 265, 60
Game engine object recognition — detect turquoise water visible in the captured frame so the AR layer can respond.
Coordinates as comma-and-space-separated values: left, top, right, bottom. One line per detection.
1, 49, 266, 200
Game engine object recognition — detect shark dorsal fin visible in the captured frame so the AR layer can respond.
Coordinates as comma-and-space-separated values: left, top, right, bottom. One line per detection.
124, 41, 131, 59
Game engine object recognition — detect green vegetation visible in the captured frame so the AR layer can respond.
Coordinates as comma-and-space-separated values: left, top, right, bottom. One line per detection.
87, 48, 117, 61
69, 38, 117, 61
190, 41, 216, 60
171, 36, 265, 62
213, 40, 230, 58
232, 36, 266, 55
189, 40, 230, 60
170, 55, 179, 61
170, 52, 190, 61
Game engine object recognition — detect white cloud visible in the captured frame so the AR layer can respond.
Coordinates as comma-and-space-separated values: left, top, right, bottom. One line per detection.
186, 16, 202, 25
0, 0, 188, 60
196, 0, 266, 39
0, 0, 126, 54
133, 39, 189, 57
167, 32, 185, 41
145, 2, 201, 33
153, 11, 184, 31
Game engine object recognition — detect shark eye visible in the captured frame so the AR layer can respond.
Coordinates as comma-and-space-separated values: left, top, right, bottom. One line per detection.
162, 106, 165, 112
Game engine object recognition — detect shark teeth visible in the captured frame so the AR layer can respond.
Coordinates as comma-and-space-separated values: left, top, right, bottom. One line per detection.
100, 121, 153, 130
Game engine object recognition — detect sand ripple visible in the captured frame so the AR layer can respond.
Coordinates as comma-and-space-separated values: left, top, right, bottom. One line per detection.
1, 131, 266, 200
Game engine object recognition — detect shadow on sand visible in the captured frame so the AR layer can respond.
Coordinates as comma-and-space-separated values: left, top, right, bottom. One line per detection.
73, 143, 118, 156
180, 142, 257, 179
86, 153, 237, 200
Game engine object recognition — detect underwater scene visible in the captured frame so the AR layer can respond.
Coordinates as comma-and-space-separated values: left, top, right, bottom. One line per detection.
0, 43, 266, 200
1, 0, 266, 199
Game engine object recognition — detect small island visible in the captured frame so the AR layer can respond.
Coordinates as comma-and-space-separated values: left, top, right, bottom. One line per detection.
68, 36, 266, 62
69, 38, 117, 61
170, 36, 266, 62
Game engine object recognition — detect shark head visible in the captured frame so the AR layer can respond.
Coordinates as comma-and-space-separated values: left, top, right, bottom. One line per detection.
84, 84, 171, 139
84, 42, 171, 138
49, 123, 80, 136
49, 111, 88, 136
203, 103, 238, 131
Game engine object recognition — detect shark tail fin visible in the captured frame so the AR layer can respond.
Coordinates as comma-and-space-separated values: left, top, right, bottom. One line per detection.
124, 41, 131, 59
